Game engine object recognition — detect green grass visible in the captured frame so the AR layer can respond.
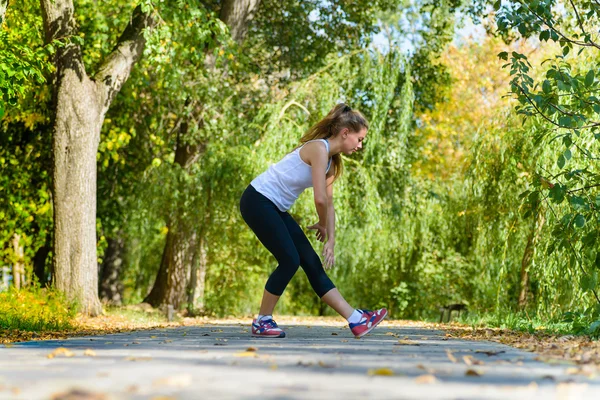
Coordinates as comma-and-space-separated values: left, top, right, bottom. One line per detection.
453, 311, 576, 336
0, 287, 77, 331
103, 304, 175, 324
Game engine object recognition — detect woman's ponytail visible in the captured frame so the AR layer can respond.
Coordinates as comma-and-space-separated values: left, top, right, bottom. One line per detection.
299, 103, 368, 183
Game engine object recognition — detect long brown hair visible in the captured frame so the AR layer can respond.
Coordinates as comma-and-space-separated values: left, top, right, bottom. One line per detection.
299, 103, 368, 183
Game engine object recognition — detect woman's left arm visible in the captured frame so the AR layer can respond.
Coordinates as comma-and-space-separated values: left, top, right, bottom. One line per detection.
323, 173, 336, 268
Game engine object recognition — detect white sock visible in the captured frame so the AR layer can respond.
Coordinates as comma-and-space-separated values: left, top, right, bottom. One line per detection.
257, 314, 272, 322
347, 310, 363, 324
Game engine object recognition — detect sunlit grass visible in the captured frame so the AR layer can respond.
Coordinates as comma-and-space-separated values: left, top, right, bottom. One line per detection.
103, 304, 174, 324
454, 311, 576, 336
0, 287, 76, 331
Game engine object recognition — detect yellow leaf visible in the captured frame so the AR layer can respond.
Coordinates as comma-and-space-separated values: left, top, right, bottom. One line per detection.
83, 349, 96, 357
415, 374, 437, 384
318, 361, 335, 368
47, 347, 75, 358
246, 347, 258, 352
234, 351, 258, 358
465, 369, 482, 377
396, 339, 418, 345
125, 356, 152, 362
446, 349, 457, 363
368, 368, 394, 376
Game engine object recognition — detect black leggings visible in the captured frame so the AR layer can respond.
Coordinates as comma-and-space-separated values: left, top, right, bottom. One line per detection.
240, 184, 336, 297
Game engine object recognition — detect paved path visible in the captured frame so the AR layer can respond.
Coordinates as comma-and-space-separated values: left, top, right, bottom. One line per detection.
0, 320, 598, 399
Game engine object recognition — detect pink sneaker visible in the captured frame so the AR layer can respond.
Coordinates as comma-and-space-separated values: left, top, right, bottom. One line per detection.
349, 308, 388, 337
251, 317, 286, 338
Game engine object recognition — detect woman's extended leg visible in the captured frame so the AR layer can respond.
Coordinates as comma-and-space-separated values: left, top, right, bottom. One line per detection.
280, 211, 388, 337
280, 212, 352, 316
320, 288, 354, 319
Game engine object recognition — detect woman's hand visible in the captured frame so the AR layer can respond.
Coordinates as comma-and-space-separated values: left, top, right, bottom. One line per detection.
307, 223, 327, 242
322, 240, 335, 269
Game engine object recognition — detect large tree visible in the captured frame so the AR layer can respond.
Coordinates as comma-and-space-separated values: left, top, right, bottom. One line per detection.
143, 0, 260, 310
40, 0, 155, 315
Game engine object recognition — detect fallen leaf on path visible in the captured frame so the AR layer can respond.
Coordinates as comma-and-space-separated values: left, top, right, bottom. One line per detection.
125, 385, 138, 393
3, 343, 13, 348
318, 361, 335, 368
132, 341, 141, 345
415, 374, 437, 384
153, 374, 192, 388
47, 347, 75, 359
446, 349, 457, 363
465, 369, 482, 377
463, 355, 484, 366
150, 336, 157, 339
475, 350, 505, 356
340, 339, 348, 343
246, 346, 258, 352
125, 356, 152, 361
270, 364, 278, 370
368, 368, 394, 376
234, 351, 258, 358
297, 361, 313, 367
331, 332, 338, 335
202, 333, 210, 336
396, 339, 419, 346
51, 388, 106, 400
83, 349, 96, 357
566, 367, 595, 378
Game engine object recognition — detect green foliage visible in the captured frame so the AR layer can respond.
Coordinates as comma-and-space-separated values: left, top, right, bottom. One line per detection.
467, 0, 600, 309
0, 0, 50, 117
0, 287, 77, 331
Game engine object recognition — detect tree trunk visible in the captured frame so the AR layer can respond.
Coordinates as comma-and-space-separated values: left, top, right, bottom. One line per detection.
33, 241, 51, 286
0, 0, 8, 27
518, 210, 545, 309
145, 0, 260, 310
144, 119, 201, 309
11, 234, 25, 289
187, 186, 212, 315
99, 234, 125, 305
188, 237, 208, 314
40, 0, 155, 315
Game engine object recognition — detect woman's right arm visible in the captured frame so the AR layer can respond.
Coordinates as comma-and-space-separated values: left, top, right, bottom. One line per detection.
304, 142, 329, 242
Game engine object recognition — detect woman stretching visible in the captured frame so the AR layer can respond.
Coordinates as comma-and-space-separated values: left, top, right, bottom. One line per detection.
240, 103, 387, 338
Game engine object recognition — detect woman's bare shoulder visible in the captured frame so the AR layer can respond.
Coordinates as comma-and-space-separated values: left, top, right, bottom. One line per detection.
299, 141, 328, 165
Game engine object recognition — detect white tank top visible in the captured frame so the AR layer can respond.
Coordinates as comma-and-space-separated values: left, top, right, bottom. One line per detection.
251, 139, 332, 212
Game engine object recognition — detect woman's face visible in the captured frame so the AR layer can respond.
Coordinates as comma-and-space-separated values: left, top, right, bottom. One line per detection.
341, 127, 368, 155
